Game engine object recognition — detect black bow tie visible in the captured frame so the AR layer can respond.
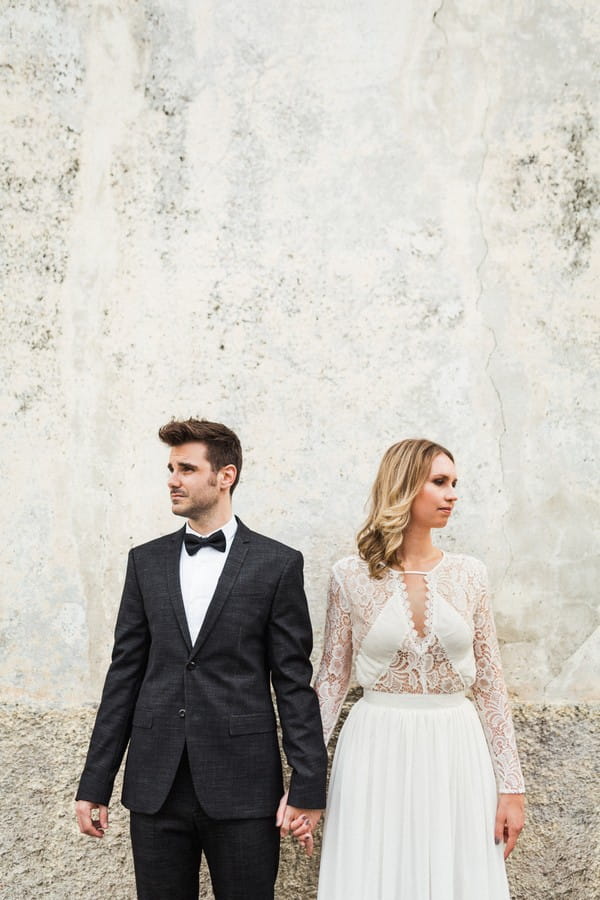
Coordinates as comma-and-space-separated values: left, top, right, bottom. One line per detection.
184, 530, 227, 555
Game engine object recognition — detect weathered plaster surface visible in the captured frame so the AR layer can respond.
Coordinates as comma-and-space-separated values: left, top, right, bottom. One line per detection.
1, 0, 598, 709
1, 0, 599, 896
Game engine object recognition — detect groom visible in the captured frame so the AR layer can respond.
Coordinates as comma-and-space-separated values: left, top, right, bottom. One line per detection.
75, 418, 327, 899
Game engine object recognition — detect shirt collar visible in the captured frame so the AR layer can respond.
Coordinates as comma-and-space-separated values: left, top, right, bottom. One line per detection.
185, 516, 238, 545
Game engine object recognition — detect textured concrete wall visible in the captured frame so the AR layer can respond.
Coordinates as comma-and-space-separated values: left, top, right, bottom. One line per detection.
1, 0, 599, 897
1, 698, 599, 899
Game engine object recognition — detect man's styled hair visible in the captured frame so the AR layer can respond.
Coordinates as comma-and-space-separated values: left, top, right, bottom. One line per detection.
158, 418, 243, 494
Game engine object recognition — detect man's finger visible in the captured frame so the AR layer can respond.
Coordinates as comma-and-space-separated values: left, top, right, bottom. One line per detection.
79, 819, 103, 837
97, 805, 109, 831
275, 792, 288, 828
75, 801, 107, 838
83, 814, 104, 837
279, 812, 292, 837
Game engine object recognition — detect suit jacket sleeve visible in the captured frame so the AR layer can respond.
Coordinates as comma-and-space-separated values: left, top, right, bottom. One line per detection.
76, 549, 151, 805
267, 551, 328, 810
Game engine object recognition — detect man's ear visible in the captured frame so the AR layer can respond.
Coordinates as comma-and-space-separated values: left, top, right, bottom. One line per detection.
219, 465, 237, 492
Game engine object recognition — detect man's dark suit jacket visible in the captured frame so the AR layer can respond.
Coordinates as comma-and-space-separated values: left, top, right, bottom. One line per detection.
76, 518, 328, 819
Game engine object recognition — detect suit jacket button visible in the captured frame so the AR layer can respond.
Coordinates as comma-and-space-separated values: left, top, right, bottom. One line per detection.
186, 661, 196, 670
178, 708, 186, 718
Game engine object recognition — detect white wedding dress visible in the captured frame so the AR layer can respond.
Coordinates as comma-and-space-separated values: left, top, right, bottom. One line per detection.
314, 552, 524, 900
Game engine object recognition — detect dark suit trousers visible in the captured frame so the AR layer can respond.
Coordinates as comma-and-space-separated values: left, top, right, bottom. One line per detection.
130, 748, 280, 900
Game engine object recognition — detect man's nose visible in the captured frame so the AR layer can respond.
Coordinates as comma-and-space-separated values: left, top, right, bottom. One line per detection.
168, 471, 180, 488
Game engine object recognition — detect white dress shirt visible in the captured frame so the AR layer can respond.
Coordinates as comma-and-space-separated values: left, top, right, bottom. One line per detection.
180, 516, 238, 644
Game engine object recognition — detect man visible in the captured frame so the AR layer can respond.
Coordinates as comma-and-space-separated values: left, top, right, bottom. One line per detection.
75, 418, 327, 900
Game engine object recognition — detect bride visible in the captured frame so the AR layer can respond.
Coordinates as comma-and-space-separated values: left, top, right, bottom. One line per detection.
312, 439, 525, 899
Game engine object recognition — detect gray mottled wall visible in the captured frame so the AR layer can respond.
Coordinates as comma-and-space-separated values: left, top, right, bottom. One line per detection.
1, 1, 599, 897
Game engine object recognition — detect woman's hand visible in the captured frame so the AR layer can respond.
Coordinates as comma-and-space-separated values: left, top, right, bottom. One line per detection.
288, 808, 322, 856
276, 791, 322, 856
495, 793, 525, 859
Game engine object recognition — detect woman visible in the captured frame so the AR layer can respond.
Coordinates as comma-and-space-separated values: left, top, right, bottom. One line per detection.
313, 439, 525, 900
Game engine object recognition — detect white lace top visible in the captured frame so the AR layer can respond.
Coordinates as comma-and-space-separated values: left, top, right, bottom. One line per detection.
314, 552, 525, 794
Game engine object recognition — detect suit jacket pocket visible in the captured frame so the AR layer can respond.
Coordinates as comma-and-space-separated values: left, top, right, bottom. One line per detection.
132, 708, 153, 729
229, 712, 276, 736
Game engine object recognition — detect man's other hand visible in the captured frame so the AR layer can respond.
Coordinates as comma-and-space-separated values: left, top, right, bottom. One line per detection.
75, 800, 109, 838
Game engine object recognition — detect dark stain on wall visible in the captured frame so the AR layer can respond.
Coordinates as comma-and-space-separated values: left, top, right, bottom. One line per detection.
510, 100, 600, 277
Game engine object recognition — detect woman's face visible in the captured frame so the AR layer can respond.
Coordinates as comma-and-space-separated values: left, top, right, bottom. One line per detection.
410, 453, 458, 529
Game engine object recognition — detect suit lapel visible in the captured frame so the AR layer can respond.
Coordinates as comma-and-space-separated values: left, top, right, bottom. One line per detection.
166, 526, 193, 651
192, 518, 251, 656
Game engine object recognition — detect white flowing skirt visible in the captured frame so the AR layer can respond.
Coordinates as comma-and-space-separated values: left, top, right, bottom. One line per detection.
317, 691, 510, 900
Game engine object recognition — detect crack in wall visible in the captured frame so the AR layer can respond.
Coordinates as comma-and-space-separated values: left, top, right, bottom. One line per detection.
431, 0, 448, 59
432, 0, 448, 46
474, 83, 514, 589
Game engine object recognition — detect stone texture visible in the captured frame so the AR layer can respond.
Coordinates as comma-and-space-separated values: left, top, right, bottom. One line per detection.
1, 697, 599, 899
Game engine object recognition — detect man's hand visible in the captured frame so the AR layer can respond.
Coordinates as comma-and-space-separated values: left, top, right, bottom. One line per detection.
276, 792, 322, 857
75, 800, 109, 838
495, 793, 525, 859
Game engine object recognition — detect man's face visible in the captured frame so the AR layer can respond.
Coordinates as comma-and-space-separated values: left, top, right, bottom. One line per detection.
167, 442, 220, 520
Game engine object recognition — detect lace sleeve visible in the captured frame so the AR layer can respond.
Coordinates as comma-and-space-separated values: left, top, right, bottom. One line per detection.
314, 569, 353, 745
471, 565, 525, 793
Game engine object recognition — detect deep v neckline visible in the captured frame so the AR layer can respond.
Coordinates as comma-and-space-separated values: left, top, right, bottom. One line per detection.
388, 553, 445, 648
398, 576, 433, 647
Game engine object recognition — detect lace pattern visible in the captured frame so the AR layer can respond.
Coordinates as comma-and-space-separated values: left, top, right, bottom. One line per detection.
374, 637, 465, 695
313, 571, 354, 746
314, 553, 525, 793
470, 564, 525, 792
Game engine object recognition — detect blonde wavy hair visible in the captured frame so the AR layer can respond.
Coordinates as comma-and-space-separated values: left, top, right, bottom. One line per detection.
357, 439, 454, 579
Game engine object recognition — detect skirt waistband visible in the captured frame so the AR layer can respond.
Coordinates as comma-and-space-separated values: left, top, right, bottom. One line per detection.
362, 690, 467, 709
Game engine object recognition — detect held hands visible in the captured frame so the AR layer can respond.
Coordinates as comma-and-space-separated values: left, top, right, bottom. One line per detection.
75, 800, 109, 838
276, 791, 322, 857
495, 793, 525, 859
